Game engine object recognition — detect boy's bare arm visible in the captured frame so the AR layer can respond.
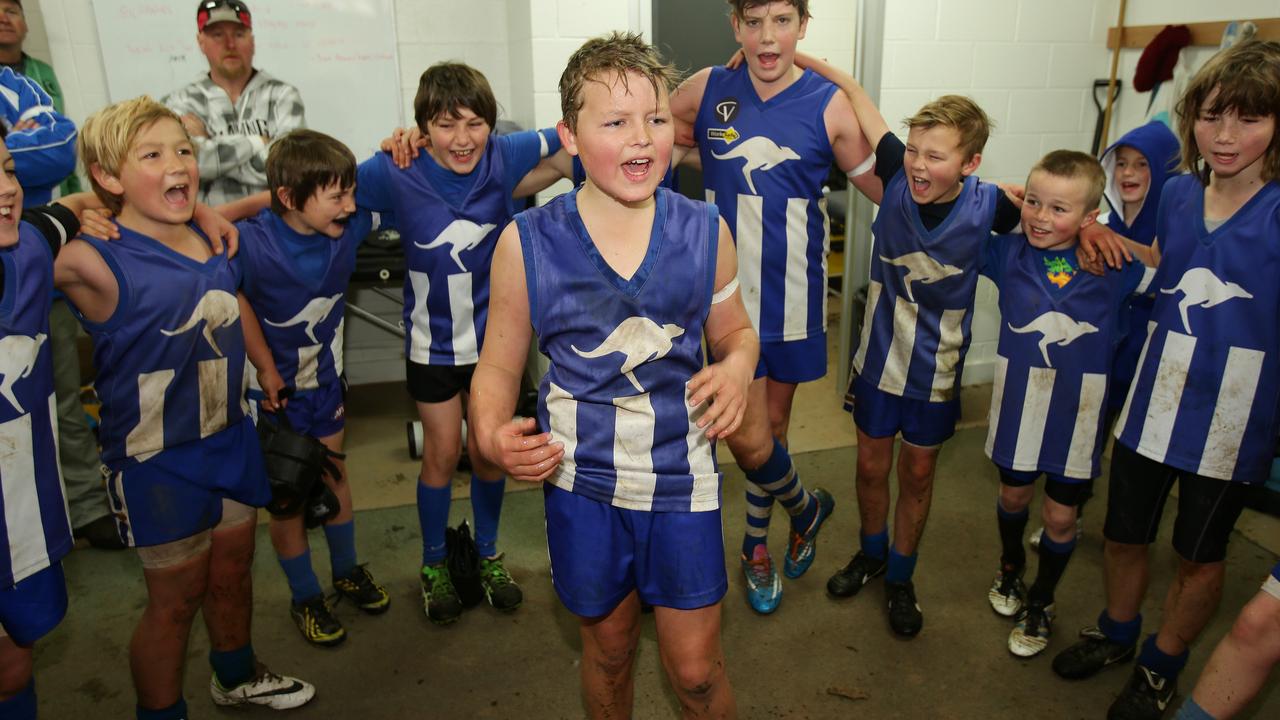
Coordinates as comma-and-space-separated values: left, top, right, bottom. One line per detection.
669, 67, 712, 129
689, 218, 758, 440
238, 292, 286, 411
795, 52, 891, 152
53, 240, 119, 324
513, 148, 574, 199
825, 91, 883, 204
470, 223, 564, 482
215, 191, 272, 223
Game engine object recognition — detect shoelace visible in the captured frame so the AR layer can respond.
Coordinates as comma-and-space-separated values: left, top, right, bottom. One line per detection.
482, 561, 513, 585
746, 557, 773, 586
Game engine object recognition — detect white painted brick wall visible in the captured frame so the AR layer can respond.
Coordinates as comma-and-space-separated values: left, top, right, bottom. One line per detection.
879, 0, 1119, 384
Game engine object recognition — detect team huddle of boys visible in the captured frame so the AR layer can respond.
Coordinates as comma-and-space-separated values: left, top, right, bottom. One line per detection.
1, 0, 1278, 718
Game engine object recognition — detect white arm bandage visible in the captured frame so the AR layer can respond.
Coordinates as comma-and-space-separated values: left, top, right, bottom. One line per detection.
711, 277, 739, 305
846, 153, 875, 178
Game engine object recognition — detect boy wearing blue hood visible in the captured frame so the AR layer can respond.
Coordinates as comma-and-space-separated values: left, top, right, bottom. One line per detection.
1099, 121, 1181, 415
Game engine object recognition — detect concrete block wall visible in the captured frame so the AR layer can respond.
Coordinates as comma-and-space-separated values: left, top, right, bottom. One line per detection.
878, 0, 1120, 384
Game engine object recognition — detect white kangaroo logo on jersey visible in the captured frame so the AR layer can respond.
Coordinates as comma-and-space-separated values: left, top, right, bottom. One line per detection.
0, 332, 46, 413
1160, 267, 1252, 334
879, 251, 964, 302
160, 289, 239, 357
571, 317, 686, 393
413, 219, 497, 272
264, 293, 342, 344
1008, 311, 1098, 367
712, 136, 800, 195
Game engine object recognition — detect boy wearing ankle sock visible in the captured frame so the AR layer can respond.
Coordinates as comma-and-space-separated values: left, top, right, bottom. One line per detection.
1053, 41, 1280, 720
668, 0, 879, 614
228, 129, 390, 647
54, 96, 313, 718
981, 151, 1153, 658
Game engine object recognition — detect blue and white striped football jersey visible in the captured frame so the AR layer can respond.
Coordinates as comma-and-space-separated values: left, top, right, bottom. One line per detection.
359, 139, 510, 366
519, 188, 721, 512
0, 222, 72, 587
853, 173, 1000, 401
694, 65, 837, 345
76, 227, 248, 470
238, 208, 374, 392
1115, 176, 1280, 483
985, 236, 1146, 479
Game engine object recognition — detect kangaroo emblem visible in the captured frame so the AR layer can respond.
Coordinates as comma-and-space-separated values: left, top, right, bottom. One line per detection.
571, 317, 686, 393
0, 332, 46, 413
711, 136, 800, 195
1008, 311, 1098, 367
160, 289, 240, 357
264, 293, 342, 344
413, 219, 497, 272
1160, 267, 1252, 334
879, 252, 964, 302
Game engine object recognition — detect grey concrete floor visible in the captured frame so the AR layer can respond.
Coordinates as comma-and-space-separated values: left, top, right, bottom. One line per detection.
35, 427, 1280, 719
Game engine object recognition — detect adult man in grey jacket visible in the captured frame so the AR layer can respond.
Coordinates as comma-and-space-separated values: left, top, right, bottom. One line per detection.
163, 0, 306, 204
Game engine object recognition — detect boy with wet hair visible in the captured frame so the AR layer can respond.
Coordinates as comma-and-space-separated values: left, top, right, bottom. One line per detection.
357, 62, 569, 625
982, 150, 1152, 659
668, 0, 879, 615
473, 31, 755, 717
53, 96, 313, 719
230, 129, 390, 647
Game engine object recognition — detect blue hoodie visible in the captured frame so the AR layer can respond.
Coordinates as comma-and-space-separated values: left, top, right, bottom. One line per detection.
1100, 121, 1181, 413
1100, 121, 1181, 245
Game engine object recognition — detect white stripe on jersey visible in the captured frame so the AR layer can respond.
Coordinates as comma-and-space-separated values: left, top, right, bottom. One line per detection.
1197, 346, 1264, 479
126, 369, 174, 462
1065, 373, 1108, 478
198, 358, 228, 439
736, 194, 765, 332
0, 402, 46, 583
1137, 330, 1196, 463
820, 198, 831, 330
611, 393, 658, 511
783, 198, 810, 339
448, 273, 478, 365
1115, 321, 1157, 439
408, 270, 433, 363
331, 317, 345, 377
852, 280, 881, 372
931, 309, 967, 401
684, 385, 719, 512
1012, 367, 1055, 470
295, 344, 322, 390
985, 354, 1009, 459
545, 381, 579, 495
879, 295, 918, 395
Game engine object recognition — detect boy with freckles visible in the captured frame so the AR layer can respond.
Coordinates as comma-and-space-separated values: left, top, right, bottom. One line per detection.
472, 32, 756, 719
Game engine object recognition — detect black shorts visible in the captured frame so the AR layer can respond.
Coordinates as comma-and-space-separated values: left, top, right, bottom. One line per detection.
406, 361, 476, 404
997, 468, 1094, 507
1102, 443, 1249, 564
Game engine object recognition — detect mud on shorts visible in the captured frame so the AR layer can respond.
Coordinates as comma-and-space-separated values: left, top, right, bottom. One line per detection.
106, 417, 270, 567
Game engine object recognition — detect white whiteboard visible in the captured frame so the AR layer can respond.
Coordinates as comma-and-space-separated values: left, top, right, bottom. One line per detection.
90, 0, 402, 161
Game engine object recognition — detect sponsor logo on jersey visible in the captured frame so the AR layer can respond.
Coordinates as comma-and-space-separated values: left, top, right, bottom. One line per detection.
707, 126, 740, 145
714, 98, 739, 123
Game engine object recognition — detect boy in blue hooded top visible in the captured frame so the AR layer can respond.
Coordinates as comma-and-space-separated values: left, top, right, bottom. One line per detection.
1099, 121, 1181, 415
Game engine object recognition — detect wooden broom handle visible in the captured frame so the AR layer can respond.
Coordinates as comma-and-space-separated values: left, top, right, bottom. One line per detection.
1100, 0, 1129, 151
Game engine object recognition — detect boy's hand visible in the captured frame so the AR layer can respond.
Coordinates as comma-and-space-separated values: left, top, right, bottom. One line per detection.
996, 182, 1025, 209
725, 49, 745, 69
687, 361, 751, 440
488, 417, 564, 483
1077, 223, 1131, 275
380, 126, 427, 170
193, 203, 239, 257
256, 369, 288, 412
78, 208, 121, 240
180, 113, 208, 138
